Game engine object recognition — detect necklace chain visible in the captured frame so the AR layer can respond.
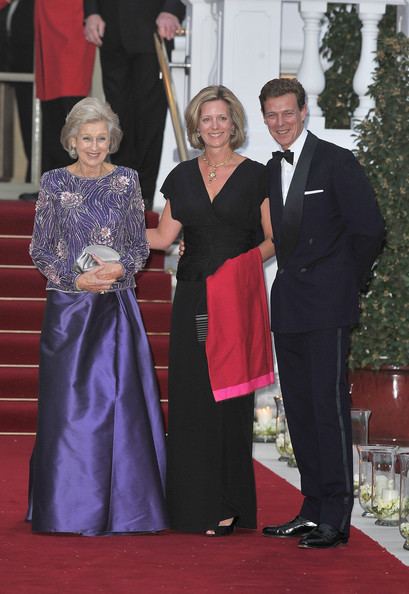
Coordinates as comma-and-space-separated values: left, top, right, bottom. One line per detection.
202, 152, 233, 183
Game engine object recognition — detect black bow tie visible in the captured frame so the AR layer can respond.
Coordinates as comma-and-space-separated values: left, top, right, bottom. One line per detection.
272, 150, 294, 165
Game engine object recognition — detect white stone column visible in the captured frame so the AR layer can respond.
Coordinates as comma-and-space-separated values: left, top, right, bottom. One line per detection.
353, 1, 386, 120
220, 0, 282, 162
183, 0, 222, 96
397, 4, 409, 35
297, 1, 327, 119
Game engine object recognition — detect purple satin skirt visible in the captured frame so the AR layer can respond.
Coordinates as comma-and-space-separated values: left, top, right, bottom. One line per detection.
27, 289, 168, 535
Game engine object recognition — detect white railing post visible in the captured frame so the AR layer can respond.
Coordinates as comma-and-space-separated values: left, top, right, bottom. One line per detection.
298, 1, 327, 118
353, 1, 386, 120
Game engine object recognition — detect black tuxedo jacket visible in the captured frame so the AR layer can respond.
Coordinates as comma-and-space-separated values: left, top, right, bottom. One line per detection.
84, 0, 186, 53
267, 131, 385, 333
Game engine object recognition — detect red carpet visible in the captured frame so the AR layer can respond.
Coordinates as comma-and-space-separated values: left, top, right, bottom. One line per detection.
1, 436, 408, 594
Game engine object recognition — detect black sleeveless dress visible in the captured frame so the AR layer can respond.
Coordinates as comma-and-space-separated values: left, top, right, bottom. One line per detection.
161, 157, 267, 532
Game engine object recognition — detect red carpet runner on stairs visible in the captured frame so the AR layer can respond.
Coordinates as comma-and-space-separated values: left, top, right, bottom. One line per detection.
1, 436, 409, 594
0, 199, 172, 434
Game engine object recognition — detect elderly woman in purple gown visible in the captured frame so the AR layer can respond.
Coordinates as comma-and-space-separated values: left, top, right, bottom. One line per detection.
27, 97, 168, 535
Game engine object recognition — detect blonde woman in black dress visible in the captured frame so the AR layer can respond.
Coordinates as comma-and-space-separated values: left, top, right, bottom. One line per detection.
147, 86, 274, 535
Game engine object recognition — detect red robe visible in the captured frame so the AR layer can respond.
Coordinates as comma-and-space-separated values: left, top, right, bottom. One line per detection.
35, 0, 96, 101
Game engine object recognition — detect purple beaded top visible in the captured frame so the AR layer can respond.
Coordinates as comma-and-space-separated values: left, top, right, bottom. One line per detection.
30, 166, 149, 292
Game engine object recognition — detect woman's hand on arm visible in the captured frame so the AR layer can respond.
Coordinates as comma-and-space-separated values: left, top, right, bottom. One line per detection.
146, 200, 182, 251
258, 197, 275, 262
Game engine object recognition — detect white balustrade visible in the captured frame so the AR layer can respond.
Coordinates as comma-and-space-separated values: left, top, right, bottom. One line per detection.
297, 1, 327, 118
353, 2, 386, 119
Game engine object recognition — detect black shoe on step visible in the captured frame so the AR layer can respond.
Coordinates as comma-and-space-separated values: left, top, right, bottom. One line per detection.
262, 515, 317, 538
298, 523, 348, 549
19, 192, 38, 202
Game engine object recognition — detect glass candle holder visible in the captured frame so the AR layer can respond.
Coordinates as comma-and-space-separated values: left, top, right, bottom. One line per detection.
372, 448, 400, 526
274, 395, 289, 461
399, 453, 409, 550
358, 445, 377, 518
351, 409, 371, 497
357, 445, 397, 518
253, 405, 276, 443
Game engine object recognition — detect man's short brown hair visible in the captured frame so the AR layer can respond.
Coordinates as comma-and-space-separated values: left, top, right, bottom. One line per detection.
259, 78, 306, 113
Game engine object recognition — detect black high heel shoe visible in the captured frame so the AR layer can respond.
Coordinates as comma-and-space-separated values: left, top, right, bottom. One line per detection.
205, 517, 238, 537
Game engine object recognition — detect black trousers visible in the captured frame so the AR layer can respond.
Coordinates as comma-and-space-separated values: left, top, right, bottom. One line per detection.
7, 0, 35, 181
41, 96, 84, 173
99, 47, 167, 210
274, 326, 354, 535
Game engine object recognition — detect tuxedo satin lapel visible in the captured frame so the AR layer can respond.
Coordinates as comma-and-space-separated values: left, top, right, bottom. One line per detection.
267, 158, 284, 257
280, 132, 318, 264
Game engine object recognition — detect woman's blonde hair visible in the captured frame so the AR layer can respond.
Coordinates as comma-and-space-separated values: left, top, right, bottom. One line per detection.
185, 85, 246, 150
60, 97, 123, 157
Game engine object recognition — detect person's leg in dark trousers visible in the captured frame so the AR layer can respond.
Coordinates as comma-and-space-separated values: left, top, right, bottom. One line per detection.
128, 53, 167, 210
41, 96, 84, 172
274, 327, 353, 536
99, 44, 134, 164
13, 82, 33, 181
100, 46, 167, 210
9, 0, 34, 181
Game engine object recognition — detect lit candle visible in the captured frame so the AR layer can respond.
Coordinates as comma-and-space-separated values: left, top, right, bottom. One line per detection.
375, 474, 388, 495
381, 488, 399, 502
256, 406, 273, 427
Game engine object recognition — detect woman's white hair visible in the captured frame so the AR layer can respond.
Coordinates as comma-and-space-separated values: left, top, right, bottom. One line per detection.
60, 97, 123, 157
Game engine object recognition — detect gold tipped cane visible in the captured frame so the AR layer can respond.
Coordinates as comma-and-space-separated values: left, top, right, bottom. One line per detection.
154, 33, 189, 162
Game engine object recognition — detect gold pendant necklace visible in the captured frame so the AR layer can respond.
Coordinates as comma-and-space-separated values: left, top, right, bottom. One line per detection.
202, 152, 233, 183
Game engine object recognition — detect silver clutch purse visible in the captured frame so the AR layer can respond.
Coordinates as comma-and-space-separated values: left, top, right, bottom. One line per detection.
73, 244, 121, 273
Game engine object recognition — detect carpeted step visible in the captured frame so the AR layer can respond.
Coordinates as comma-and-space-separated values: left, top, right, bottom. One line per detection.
0, 331, 169, 367
0, 236, 165, 269
155, 368, 168, 400
0, 333, 40, 364
0, 237, 32, 266
0, 299, 45, 331
0, 400, 38, 433
0, 200, 160, 234
0, 201, 36, 235
0, 299, 171, 332
0, 367, 39, 398
0, 268, 172, 300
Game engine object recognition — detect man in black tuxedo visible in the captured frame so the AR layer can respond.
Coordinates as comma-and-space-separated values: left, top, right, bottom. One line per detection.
84, 0, 186, 210
260, 79, 384, 548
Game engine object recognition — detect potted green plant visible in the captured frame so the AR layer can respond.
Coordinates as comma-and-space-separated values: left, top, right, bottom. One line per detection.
349, 33, 409, 443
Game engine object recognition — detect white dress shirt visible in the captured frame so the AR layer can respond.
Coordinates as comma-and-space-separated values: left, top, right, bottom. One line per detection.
280, 128, 308, 205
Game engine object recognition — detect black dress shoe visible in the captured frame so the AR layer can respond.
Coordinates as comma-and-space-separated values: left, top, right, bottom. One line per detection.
262, 515, 317, 538
298, 523, 348, 549
19, 192, 38, 202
